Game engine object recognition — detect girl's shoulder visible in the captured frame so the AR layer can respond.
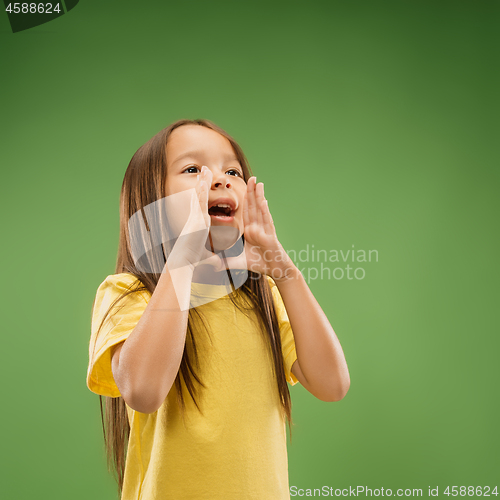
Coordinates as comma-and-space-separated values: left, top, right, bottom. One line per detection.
98, 272, 142, 289
266, 275, 278, 289
264, 276, 286, 311
96, 272, 150, 301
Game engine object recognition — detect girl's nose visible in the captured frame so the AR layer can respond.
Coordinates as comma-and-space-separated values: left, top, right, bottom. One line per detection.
214, 179, 231, 188
212, 170, 231, 189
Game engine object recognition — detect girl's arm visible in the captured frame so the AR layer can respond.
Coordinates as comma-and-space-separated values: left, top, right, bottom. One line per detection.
112, 168, 215, 414
111, 263, 194, 414
221, 177, 350, 402
274, 268, 350, 402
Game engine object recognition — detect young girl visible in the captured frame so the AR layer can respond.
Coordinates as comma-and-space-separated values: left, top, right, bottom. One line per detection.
86, 118, 350, 500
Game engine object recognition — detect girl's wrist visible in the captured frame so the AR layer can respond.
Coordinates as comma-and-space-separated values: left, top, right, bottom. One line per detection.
268, 260, 300, 285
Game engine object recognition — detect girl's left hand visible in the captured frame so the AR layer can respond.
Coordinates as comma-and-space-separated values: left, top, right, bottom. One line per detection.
217, 177, 297, 281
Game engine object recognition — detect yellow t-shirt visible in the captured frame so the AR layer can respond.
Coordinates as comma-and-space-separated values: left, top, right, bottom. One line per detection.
86, 272, 299, 500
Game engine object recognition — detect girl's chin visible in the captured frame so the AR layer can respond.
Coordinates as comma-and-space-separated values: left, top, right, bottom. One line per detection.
206, 226, 241, 253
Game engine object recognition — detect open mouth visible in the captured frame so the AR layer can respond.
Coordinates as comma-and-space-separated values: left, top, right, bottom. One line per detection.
208, 203, 235, 219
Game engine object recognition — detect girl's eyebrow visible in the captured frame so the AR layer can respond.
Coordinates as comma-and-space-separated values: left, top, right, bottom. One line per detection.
171, 151, 239, 166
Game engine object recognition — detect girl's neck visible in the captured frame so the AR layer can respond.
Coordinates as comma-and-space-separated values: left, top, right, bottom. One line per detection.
192, 264, 228, 286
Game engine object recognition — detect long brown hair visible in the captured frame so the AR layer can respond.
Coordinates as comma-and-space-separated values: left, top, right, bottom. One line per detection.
92, 119, 293, 498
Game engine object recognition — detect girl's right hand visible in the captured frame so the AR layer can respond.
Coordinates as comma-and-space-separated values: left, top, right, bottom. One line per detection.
167, 166, 220, 270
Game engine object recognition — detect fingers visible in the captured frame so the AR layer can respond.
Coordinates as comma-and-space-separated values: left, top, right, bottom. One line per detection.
196, 166, 212, 225
255, 181, 264, 227
258, 181, 275, 235
247, 177, 257, 224
246, 176, 267, 229
242, 183, 250, 228
198, 166, 211, 203
261, 198, 275, 236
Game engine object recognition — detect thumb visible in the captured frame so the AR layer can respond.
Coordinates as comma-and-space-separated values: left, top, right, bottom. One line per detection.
182, 188, 208, 235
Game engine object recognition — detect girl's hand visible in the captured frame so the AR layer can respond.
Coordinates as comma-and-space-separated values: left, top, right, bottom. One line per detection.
219, 177, 297, 282
168, 166, 221, 270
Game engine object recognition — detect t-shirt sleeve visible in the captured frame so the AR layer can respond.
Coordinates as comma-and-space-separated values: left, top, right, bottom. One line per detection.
268, 277, 299, 386
86, 273, 149, 397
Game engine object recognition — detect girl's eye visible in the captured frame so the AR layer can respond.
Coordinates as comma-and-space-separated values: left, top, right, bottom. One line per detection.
183, 165, 200, 174
227, 169, 243, 177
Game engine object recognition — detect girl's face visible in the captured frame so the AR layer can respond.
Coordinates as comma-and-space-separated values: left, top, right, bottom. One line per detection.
165, 124, 247, 243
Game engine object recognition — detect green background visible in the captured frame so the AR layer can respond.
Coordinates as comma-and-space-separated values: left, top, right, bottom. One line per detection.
1, 1, 498, 498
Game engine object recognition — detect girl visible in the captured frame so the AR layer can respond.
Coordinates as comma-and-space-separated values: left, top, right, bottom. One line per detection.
86, 118, 350, 500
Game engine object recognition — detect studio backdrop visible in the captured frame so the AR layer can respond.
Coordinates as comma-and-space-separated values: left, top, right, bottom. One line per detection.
1, 1, 498, 499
